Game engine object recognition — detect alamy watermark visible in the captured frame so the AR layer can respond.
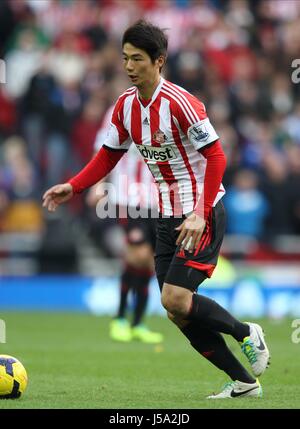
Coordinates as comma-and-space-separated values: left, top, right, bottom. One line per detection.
291, 59, 300, 84
291, 319, 300, 344
0, 319, 6, 343
94, 176, 204, 219
0, 59, 6, 84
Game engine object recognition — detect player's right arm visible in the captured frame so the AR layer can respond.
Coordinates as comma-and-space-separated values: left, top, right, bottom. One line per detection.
42, 97, 131, 212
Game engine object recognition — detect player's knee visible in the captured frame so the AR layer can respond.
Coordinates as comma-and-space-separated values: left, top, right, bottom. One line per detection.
161, 291, 177, 314
167, 311, 184, 326
161, 283, 191, 316
167, 312, 190, 329
167, 311, 176, 323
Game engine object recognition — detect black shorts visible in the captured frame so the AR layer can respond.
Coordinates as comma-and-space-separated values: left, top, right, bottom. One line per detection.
117, 206, 157, 251
154, 200, 226, 292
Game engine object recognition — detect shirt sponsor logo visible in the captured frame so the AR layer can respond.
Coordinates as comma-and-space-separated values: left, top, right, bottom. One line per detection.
137, 144, 177, 162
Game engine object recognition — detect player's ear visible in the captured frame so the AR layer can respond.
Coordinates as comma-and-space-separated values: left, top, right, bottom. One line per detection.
156, 55, 165, 71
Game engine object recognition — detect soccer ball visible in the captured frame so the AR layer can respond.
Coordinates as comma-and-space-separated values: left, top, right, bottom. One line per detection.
0, 355, 28, 399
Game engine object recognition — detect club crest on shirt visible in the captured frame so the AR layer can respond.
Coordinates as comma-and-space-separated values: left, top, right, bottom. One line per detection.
153, 129, 167, 144
190, 124, 209, 142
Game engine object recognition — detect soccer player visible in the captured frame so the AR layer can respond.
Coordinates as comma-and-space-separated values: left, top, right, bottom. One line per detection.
87, 105, 163, 344
43, 20, 270, 399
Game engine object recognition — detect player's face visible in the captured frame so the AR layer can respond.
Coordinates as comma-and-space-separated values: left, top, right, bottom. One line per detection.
122, 43, 164, 90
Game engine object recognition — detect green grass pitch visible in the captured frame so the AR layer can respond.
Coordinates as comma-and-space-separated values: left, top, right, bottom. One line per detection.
0, 312, 299, 409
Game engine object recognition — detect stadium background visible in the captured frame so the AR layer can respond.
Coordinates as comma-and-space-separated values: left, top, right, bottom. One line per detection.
0, 0, 300, 410
1, 0, 300, 318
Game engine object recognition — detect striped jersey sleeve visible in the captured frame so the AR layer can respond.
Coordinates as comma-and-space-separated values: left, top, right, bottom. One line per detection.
169, 84, 219, 150
102, 96, 132, 151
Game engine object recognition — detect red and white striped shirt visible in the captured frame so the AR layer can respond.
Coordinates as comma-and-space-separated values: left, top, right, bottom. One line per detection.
103, 77, 225, 216
94, 106, 157, 209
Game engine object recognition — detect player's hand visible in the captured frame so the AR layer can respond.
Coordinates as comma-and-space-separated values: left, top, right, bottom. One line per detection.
42, 183, 73, 212
175, 212, 206, 253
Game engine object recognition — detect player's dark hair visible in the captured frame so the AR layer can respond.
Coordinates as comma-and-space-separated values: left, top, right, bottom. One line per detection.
122, 20, 168, 66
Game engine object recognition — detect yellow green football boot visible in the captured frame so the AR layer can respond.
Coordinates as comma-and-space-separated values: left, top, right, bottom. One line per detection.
131, 324, 163, 344
109, 318, 132, 342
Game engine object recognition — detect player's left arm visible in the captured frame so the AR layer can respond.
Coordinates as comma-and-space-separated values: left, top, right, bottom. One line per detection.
174, 96, 226, 251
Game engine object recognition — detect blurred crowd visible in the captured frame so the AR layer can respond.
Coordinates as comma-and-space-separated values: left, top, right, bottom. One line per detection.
1, 0, 300, 269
